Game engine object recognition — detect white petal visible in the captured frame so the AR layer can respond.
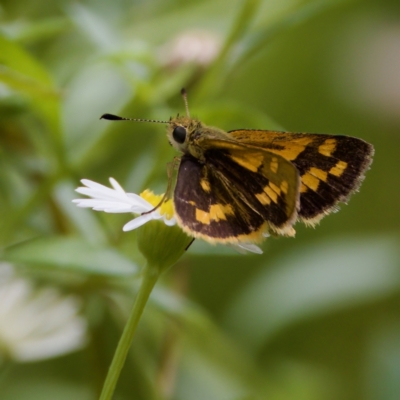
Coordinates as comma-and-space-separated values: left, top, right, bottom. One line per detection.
73, 179, 154, 214
73, 199, 141, 213
234, 243, 263, 254
163, 216, 177, 226
109, 177, 125, 193
80, 179, 111, 191
77, 179, 130, 202
127, 193, 154, 210
150, 213, 164, 220
75, 187, 127, 202
123, 214, 154, 231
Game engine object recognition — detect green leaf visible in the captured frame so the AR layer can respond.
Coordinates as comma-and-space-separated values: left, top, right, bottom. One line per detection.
363, 322, 400, 400
0, 34, 62, 152
0, 34, 54, 85
1, 377, 93, 400
231, 0, 341, 71
2, 236, 139, 276
195, 0, 262, 101
224, 236, 400, 352
4, 17, 70, 44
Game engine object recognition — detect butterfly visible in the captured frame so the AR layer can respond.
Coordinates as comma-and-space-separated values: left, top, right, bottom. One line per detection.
101, 89, 374, 245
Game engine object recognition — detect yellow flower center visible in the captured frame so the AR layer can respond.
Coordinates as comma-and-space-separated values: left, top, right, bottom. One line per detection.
140, 189, 174, 220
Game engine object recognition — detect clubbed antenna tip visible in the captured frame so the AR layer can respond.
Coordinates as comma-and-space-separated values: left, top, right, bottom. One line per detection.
99, 113, 169, 124
100, 113, 124, 120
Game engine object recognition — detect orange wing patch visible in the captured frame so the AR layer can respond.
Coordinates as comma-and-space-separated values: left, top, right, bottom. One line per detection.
195, 204, 234, 225
318, 138, 337, 157
329, 160, 347, 177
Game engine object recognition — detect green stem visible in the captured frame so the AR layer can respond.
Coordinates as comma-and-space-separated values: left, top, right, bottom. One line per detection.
99, 264, 160, 400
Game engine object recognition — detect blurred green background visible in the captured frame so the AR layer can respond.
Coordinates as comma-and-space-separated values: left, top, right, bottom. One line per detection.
0, 0, 400, 399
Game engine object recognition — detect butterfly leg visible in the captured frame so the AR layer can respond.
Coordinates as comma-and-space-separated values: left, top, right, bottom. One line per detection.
185, 238, 195, 251
141, 157, 181, 215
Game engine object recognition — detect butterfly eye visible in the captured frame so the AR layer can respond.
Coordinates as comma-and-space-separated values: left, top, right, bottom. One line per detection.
172, 126, 187, 144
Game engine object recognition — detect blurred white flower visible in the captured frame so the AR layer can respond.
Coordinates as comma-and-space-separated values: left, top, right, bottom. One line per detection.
73, 178, 262, 254
158, 30, 221, 68
0, 263, 87, 363
334, 18, 400, 122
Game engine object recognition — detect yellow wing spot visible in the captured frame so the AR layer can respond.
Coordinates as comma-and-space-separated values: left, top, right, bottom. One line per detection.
196, 209, 210, 224
264, 185, 278, 204
269, 182, 281, 196
229, 152, 264, 172
309, 167, 328, 182
301, 172, 320, 191
300, 182, 308, 193
270, 157, 279, 173
195, 204, 234, 225
280, 180, 289, 194
318, 138, 337, 157
272, 137, 314, 161
255, 191, 271, 205
200, 179, 211, 193
329, 160, 348, 177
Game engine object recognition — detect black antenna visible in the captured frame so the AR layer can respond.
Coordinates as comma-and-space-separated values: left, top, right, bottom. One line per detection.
100, 113, 169, 124
181, 88, 190, 118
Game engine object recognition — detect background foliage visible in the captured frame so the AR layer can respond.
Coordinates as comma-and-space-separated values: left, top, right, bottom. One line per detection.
1, 0, 400, 399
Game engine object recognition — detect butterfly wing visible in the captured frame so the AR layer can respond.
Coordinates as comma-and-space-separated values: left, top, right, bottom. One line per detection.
173, 143, 300, 244
228, 130, 374, 225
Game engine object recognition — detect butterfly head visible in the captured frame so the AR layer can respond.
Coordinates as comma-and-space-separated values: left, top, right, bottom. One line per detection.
166, 115, 203, 154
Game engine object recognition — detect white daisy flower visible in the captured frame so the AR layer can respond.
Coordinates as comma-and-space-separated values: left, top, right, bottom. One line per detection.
73, 178, 262, 254
73, 178, 176, 230
0, 263, 87, 363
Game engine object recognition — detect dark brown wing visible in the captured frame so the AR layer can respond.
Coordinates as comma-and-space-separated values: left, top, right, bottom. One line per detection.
228, 130, 374, 225
173, 145, 300, 244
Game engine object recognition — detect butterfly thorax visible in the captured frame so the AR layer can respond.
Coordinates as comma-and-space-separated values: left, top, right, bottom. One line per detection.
167, 116, 231, 161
